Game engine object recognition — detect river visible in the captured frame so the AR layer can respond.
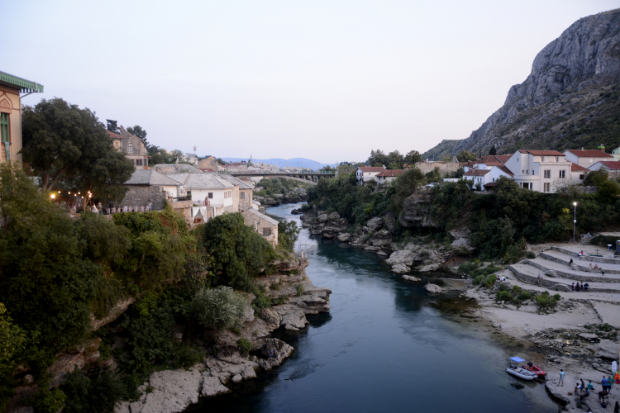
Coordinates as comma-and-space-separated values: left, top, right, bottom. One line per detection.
190, 202, 560, 413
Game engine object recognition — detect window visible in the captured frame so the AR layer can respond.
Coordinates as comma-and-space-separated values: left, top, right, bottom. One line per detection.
208, 192, 213, 199
559, 170, 566, 178
532, 170, 534, 175
544, 183, 550, 192
240, 192, 245, 199
136, 159, 142, 166
544, 170, 551, 178
1, 113, 9, 143
556, 157, 559, 162
579, 174, 584, 180
128, 143, 133, 153
114, 141, 119, 149
263, 228, 272, 236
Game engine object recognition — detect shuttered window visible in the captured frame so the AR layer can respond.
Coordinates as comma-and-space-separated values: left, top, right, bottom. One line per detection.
0, 113, 9, 143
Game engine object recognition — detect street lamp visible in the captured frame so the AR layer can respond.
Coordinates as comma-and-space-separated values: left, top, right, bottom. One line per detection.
573, 202, 577, 243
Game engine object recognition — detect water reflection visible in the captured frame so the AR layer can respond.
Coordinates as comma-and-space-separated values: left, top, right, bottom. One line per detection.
191, 203, 560, 413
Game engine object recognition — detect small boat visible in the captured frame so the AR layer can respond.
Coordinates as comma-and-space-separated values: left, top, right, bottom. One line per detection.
522, 361, 546, 378
506, 357, 538, 381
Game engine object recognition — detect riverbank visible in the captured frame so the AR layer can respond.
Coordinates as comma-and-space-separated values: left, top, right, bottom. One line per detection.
452, 244, 620, 413
112, 256, 331, 413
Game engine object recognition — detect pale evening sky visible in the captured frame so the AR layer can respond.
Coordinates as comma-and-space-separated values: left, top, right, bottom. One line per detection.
3, 1, 618, 164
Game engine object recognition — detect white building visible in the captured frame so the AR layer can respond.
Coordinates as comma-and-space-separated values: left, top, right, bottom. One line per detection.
375, 169, 403, 185
564, 149, 613, 169
503, 150, 571, 192
356, 166, 386, 184
588, 160, 620, 179
462, 165, 513, 190
167, 172, 239, 220
571, 163, 589, 184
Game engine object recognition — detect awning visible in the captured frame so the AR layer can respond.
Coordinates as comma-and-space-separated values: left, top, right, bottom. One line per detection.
510, 357, 526, 363
0, 71, 44, 93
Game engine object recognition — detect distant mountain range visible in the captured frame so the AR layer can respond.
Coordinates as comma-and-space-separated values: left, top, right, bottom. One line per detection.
422, 8, 620, 160
221, 157, 334, 170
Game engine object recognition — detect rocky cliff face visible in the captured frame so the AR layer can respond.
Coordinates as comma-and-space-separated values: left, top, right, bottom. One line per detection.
438, 9, 620, 156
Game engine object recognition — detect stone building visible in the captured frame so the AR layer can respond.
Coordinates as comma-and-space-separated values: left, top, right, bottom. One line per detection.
0, 71, 44, 163
154, 163, 203, 175
119, 170, 181, 210
119, 127, 149, 169
198, 156, 218, 172
218, 174, 254, 211
414, 161, 461, 175
242, 208, 279, 246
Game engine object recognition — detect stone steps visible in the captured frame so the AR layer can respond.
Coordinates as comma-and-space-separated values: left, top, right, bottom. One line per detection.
550, 246, 620, 264
540, 250, 620, 274
508, 263, 620, 294
526, 257, 620, 283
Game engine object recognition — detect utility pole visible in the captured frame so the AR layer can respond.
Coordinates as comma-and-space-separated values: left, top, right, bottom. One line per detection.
573, 202, 577, 243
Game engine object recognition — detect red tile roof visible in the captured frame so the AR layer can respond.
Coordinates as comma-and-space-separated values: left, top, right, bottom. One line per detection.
597, 161, 620, 170
376, 169, 403, 177
106, 130, 124, 139
570, 163, 589, 172
359, 166, 386, 173
464, 169, 490, 176
495, 155, 512, 163
496, 165, 514, 177
518, 149, 565, 156
565, 149, 613, 158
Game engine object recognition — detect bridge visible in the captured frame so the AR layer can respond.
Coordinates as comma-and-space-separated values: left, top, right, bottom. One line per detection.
229, 171, 335, 185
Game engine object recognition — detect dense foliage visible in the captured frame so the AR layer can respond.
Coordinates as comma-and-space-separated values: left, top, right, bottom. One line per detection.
366, 149, 421, 169
191, 287, 248, 331
255, 177, 309, 197
21, 98, 134, 201
199, 213, 277, 291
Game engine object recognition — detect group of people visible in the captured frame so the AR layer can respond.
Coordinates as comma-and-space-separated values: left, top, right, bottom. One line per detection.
88, 202, 154, 215
572, 376, 617, 409
571, 282, 589, 291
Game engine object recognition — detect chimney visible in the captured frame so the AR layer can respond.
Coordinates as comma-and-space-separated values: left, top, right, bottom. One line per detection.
582, 147, 584, 151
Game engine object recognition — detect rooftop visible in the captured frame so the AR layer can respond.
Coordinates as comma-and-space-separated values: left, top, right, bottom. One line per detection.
124, 170, 180, 186
518, 149, 565, 156
218, 173, 254, 189
596, 161, 620, 170
243, 208, 279, 226
565, 149, 613, 158
571, 163, 589, 172
0, 70, 44, 93
376, 169, 403, 177
358, 166, 386, 172
464, 169, 490, 176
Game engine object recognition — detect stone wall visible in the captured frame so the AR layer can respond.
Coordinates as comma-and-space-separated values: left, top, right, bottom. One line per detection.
170, 200, 193, 226
242, 210, 278, 246
239, 189, 253, 211
119, 185, 166, 210
414, 161, 460, 175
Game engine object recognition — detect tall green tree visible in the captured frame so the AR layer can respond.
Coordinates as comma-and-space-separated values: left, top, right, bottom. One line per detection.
489, 145, 497, 155
456, 150, 477, 162
127, 125, 148, 148
21, 98, 134, 196
404, 150, 422, 165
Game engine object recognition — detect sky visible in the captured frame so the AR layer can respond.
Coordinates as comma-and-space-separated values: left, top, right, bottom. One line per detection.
3, 1, 618, 164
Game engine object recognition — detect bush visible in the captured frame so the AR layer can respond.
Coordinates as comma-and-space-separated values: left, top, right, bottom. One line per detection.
497, 291, 512, 302
472, 275, 485, 285
31, 387, 66, 413
237, 338, 253, 355
484, 274, 496, 288
173, 343, 204, 370
62, 368, 127, 413
518, 291, 531, 301
536, 291, 559, 309
191, 287, 248, 331
296, 284, 304, 297
526, 251, 536, 259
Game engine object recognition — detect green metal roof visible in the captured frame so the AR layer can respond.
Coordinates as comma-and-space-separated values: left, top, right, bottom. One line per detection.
0, 71, 44, 93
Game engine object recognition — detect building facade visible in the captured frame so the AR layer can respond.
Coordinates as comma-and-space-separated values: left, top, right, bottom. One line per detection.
119, 127, 149, 169
356, 166, 386, 184
0, 71, 44, 163
242, 208, 279, 246
564, 149, 613, 169
504, 150, 571, 192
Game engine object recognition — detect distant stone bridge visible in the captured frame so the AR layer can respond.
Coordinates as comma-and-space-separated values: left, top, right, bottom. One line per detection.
229, 171, 335, 185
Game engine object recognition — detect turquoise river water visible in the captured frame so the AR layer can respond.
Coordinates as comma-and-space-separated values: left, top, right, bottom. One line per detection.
189, 202, 561, 413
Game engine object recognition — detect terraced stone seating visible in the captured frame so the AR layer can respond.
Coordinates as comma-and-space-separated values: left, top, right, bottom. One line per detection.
507, 247, 620, 296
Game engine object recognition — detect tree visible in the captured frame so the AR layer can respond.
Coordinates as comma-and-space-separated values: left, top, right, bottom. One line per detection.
199, 213, 276, 291
390, 167, 425, 213
127, 125, 148, 148
21, 98, 134, 195
456, 150, 477, 162
404, 150, 422, 165
106, 119, 119, 134
278, 221, 300, 252
489, 145, 497, 155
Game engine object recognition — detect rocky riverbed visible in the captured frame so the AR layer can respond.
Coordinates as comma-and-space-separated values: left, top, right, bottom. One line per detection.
300, 208, 473, 277
109, 257, 331, 413
253, 187, 307, 207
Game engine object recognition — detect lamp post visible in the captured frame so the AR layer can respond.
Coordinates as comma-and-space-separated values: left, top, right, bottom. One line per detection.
573, 202, 577, 243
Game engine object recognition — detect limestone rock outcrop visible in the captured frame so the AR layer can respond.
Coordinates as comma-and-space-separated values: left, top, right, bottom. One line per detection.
425, 283, 443, 294
426, 9, 620, 157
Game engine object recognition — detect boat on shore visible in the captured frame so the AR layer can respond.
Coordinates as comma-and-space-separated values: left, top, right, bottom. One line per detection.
506, 357, 538, 381
522, 361, 546, 378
